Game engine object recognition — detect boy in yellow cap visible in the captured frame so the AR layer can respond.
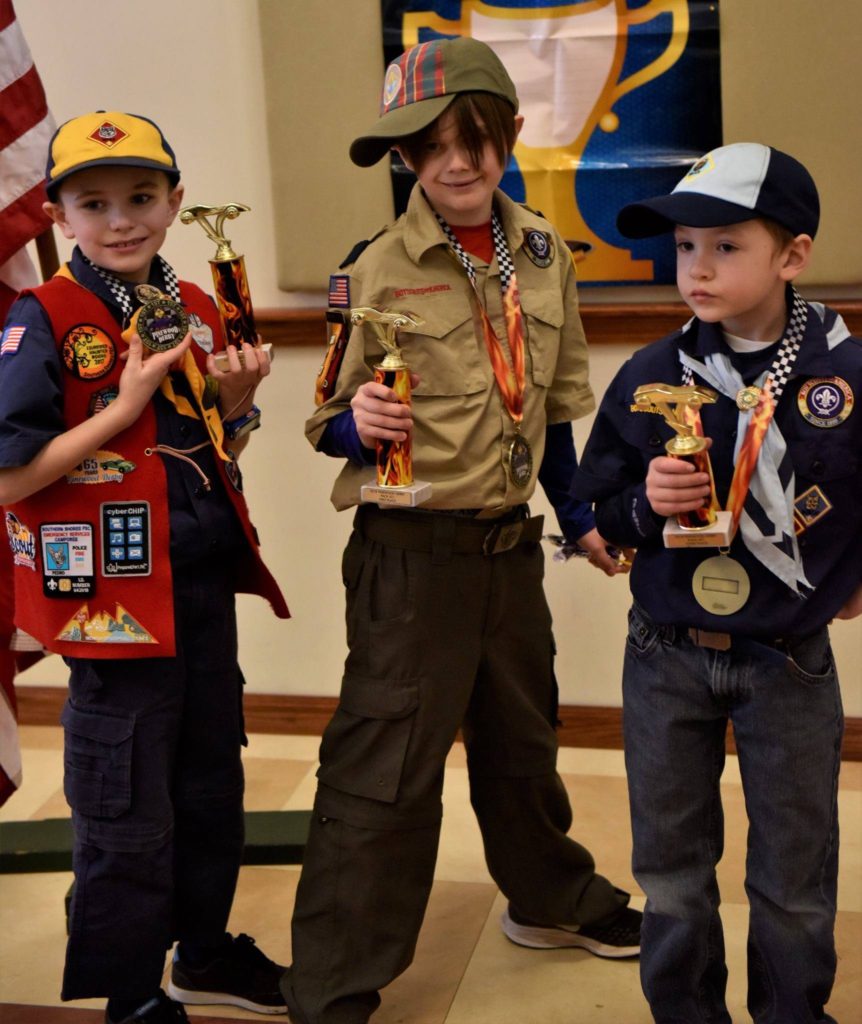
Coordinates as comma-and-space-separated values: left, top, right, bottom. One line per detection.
287, 36, 640, 1024
0, 111, 289, 1023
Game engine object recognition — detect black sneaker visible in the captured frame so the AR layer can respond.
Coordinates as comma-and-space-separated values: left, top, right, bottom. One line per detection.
166, 933, 288, 1015
501, 903, 641, 958
105, 991, 189, 1023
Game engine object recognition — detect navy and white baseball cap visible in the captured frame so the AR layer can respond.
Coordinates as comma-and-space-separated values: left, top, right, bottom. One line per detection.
617, 143, 820, 239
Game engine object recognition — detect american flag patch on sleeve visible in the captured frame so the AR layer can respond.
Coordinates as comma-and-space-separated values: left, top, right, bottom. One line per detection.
0, 326, 26, 357
328, 275, 351, 309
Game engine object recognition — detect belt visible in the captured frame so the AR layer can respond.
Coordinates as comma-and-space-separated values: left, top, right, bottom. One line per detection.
685, 625, 811, 654
356, 504, 544, 556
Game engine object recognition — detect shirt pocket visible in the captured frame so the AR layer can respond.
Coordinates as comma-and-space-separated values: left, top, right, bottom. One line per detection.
403, 303, 489, 398
61, 702, 134, 819
523, 292, 563, 388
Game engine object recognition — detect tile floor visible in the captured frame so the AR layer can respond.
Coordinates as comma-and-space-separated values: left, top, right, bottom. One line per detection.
1, 727, 860, 1023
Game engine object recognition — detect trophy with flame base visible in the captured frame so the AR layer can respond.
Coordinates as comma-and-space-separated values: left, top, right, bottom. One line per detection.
353, 308, 432, 508
180, 203, 272, 369
633, 383, 732, 548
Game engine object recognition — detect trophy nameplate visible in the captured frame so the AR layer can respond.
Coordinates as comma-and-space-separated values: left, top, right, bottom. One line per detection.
633, 383, 733, 548
352, 308, 432, 508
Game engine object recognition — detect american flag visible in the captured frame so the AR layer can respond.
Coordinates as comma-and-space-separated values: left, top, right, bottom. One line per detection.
328, 274, 351, 309
1, 324, 25, 356
0, 0, 55, 267
0, 0, 54, 806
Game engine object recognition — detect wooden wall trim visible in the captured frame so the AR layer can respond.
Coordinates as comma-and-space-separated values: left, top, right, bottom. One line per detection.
16, 686, 862, 761
259, 301, 862, 349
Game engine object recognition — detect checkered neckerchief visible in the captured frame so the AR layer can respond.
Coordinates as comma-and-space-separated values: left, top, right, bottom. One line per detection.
82, 253, 181, 324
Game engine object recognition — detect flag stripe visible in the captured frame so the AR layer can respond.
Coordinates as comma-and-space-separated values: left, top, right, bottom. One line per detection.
0, 10, 32, 92
0, 113, 54, 208
0, 0, 16, 33
0, 63, 48, 150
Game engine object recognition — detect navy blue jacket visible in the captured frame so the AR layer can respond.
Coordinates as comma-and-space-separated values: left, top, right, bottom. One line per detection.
573, 300, 861, 637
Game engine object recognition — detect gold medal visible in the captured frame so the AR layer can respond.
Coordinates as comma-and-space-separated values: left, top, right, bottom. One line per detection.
692, 554, 751, 615
736, 386, 761, 410
506, 433, 533, 487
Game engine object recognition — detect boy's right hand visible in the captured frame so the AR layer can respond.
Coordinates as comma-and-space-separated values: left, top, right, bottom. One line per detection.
114, 332, 193, 428
351, 377, 417, 449
645, 454, 712, 518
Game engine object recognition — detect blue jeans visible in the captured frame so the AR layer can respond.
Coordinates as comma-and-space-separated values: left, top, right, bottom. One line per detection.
622, 603, 843, 1024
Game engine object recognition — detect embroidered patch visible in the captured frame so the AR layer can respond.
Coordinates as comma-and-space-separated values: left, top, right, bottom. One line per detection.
62, 324, 116, 380
40, 523, 95, 598
1, 325, 26, 357
393, 284, 452, 298
224, 454, 243, 492
88, 386, 119, 416
5, 512, 36, 571
793, 485, 832, 534
66, 450, 136, 485
55, 602, 157, 644
797, 377, 853, 428
683, 154, 715, 181
328, 274, 351, 309
100, 502, 151, 576
523, 230, 554, 268
88, 119, 128, 149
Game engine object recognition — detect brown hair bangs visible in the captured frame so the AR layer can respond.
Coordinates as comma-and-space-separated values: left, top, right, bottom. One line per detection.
399, 92, 517, 173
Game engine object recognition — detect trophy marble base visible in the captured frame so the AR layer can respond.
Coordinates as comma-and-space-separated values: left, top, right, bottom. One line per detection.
663, 510, 733, 548
360, 480, 432, 508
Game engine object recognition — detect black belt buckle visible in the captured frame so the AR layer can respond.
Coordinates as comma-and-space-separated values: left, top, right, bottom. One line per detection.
483, 521, 524, 556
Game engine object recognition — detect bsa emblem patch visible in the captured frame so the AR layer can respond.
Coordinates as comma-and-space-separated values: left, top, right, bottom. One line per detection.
524, 230, 554, 268
797, 377, 853, 428
62, 324, 116, 380
5, 512, 36, 571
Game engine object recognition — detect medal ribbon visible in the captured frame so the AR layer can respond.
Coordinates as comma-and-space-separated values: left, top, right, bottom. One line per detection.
80, 253, 231, 461
435, 210, 526, 427
679, 288, 811, 593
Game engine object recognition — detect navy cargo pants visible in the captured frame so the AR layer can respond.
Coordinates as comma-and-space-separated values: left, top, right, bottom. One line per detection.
283, 506, 627, 1024
61, 563, 246, 1000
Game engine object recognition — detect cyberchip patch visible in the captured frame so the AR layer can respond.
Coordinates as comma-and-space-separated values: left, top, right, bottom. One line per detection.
100, 502, 151, 576
62, 324, 116, 380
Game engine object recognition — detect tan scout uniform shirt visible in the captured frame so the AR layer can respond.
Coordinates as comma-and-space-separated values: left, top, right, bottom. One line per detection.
305, 184, 595, 512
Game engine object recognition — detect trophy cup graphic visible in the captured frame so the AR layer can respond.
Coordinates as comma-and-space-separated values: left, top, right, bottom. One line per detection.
633, 383, 733, 548
180, 203, 264, 356
402, 0, 690, 281
352, 308, 432, 508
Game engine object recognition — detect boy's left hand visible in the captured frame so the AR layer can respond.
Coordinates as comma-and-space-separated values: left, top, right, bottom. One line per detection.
576, 528, 632, 576
208, 338, 271, 420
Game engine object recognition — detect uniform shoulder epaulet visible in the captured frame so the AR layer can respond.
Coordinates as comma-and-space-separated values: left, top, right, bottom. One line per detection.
518, 202, 546, 219
338, 225, 389, 269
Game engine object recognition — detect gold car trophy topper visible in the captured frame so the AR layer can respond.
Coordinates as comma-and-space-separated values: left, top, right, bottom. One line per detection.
352, 308, 432, 508
179, 203, 272, 369
633, 383, 732, 548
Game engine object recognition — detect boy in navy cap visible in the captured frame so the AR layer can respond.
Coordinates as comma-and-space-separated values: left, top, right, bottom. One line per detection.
574, 142, 861, 1021
0, 111, 289, 1022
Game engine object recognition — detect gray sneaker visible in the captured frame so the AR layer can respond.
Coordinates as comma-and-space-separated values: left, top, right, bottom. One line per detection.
501, 903, 641, 958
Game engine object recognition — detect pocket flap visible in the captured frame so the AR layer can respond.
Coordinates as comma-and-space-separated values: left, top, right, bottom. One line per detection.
60, 703, 134, 745
339, 674, 419, 720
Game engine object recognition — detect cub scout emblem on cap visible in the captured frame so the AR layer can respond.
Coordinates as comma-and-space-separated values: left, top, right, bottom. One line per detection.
524, 230, 554, 268
89, 120, 129, 148
383, 63, 403, 109
797, 377, 853, 428
684, 154, 715, 181
62, 325, 116, 380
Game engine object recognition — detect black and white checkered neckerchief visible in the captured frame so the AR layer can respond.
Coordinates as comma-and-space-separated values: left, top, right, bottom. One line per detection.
434, 209, 516, 293
681, 287, 808, 398
81, 253, 181, 325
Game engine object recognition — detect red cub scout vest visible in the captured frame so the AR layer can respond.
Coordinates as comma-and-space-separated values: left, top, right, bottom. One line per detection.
6, 275, 288, 659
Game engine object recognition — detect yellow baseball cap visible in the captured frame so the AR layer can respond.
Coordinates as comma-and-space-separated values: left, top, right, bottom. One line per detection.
45, 111, 180, 199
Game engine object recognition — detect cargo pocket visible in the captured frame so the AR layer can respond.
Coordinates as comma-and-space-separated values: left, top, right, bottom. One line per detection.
317, 674, 419, 804
61, 702, 134, 819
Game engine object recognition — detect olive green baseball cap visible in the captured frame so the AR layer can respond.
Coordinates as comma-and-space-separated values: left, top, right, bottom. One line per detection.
350, 36, 519, 167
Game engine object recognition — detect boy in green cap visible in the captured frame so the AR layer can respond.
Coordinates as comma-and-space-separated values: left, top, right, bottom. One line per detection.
286, 36, 640, 1024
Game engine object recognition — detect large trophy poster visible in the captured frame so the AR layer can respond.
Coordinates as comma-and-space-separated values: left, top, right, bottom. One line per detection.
381, 0, 721, 285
